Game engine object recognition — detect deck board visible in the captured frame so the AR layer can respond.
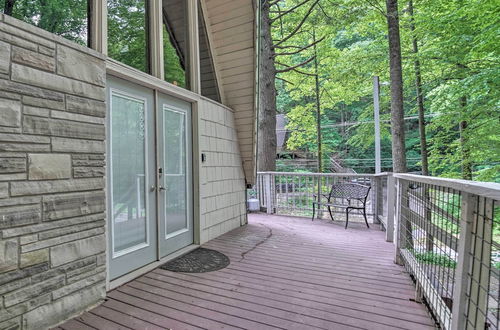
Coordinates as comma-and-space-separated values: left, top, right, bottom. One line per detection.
57, 214, 436, 329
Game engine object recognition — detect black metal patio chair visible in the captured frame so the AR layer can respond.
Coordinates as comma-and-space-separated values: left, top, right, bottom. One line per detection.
312, 183, 371, 229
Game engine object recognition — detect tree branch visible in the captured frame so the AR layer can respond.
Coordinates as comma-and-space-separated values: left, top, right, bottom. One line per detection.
274, 36, 325, 56
275, 56, 315, 73
274, 0, 320, 47
276, 76, 294, 85
270, 0, 313, 23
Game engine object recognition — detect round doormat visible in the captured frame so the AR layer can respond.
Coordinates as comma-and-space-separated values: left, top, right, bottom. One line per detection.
160, 248, 230, 273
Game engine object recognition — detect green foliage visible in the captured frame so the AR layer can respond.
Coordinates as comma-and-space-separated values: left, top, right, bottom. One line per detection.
414, 250, 457, 268
272, 0, 499, 180
4, 0, 88, 45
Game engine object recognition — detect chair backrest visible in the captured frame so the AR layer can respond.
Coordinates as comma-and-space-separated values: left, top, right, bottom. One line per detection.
329, 183, 371, 200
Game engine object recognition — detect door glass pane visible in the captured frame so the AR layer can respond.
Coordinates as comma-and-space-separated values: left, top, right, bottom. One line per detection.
163, 107, 187, 235
108, 0, 149, 73
163, 0, 189, 88
111, 92, 148, 254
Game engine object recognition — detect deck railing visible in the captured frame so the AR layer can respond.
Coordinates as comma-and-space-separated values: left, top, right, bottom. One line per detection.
254, 171, 500, 330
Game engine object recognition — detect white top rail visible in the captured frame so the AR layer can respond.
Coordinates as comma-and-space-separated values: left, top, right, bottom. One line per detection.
394, 173, 500, 200
257, 171, 378, 178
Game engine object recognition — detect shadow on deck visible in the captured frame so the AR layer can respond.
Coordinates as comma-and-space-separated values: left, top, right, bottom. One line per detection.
57, 214, 436, 330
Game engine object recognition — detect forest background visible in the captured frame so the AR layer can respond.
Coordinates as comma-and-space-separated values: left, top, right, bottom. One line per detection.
258, 0, 499, 182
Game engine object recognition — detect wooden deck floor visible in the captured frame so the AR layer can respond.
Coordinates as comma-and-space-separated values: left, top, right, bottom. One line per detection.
57, 214, 436, 330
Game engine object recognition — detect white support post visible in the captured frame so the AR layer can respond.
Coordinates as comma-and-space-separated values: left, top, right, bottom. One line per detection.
149, 0, 164, 80
451, 192, 476, 330
90, 0, 107, 54
264, 174, 273, 214
373, 76, 382, 174
393, 177, 403, 265
386, 173, 395, 243
187, 0, 200, 93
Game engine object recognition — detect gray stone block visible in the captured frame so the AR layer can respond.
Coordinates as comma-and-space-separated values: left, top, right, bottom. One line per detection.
72, 159, 105, 167
12, 46, 55, 72
23, 95, 65, 110
52, 272, 105, 300
67, 264, 105, 284
0, 294, 51, 324
0, 238, 18, 273
0, 182, 8, 198
42, 189, 105, 220
4, 275, 65, 307
0, 99, 21, 128
38, 45, 55, 56
0, 262, 49, 286
0, 91, 21, 100
57, 45, 105, 86
11, 64, 105, 101
28, 153, 71, 180
38, 220, 104, 240
50, 234, 105, 267
66, 95, 106, 117
0, 79, 64, 101
10, 178, 104, 196
0, 133, 50, 144
0, 204, 41, 229
0, 195, 40, 208
23, 115, 105, 140
20, 249, 49, 268
0, 21, 55, 49
52, 137, 105, 153
0, 316, 21, 330
19, 234, 38, 245
0, 40, 10, 74
23, 105, 50, 117
0, 142, 50, 152
23, 283, 105, 330
73, 167, 106, 178
0, 157, 27, 173
0, 277, 30, 295
1, 212, 103, 237
0, 29, 38, 51
50, 109, 105, 125
22, 227, 104, 253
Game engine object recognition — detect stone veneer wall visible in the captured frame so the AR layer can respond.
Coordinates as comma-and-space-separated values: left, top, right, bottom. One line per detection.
0, 15, 107, 330
198, 98, 247, 244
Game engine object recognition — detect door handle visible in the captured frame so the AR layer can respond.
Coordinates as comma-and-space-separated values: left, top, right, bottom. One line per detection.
159, 186, 167, 191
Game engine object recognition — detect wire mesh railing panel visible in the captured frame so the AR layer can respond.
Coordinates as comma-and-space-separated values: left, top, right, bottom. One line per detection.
256, 172, 377, 222
396, 176, 500, 330
464, 197, 498, 330
398, 181, 458, 328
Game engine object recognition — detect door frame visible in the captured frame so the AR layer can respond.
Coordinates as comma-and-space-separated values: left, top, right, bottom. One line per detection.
106, 63, 202, 291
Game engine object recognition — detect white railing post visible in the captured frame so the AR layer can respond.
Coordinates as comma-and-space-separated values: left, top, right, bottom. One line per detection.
373, 176, 382, 225
264, 173, 273, 214
451, 192, 476, 330
385, 173, 395, 243
393, 177, 403, 265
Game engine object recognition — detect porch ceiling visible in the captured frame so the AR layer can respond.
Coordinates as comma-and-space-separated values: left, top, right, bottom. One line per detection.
57, 214, 435, 329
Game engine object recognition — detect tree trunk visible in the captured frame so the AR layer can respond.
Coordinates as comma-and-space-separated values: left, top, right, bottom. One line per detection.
385, 0, 407, 173
257, 0, 277, 172
313, 30, 322, 173
459, 96, 472, 180
408, 0, 429, 176
4, 0, 16, 15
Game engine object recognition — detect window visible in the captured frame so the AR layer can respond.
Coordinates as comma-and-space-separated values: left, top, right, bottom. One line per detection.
2, 0, 89, 46
198, 3, 220, 102
108, 0, 149, 73
162, 0, 189, 88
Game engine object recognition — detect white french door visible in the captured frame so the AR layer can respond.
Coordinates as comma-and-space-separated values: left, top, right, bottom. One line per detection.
107, 77, 193, 280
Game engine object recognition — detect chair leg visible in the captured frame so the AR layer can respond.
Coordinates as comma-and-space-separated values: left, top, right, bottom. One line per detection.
363, 207, 369, 228
327, 206, 334, 221
345, 208, 349, 229
311, 203, 315, 221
